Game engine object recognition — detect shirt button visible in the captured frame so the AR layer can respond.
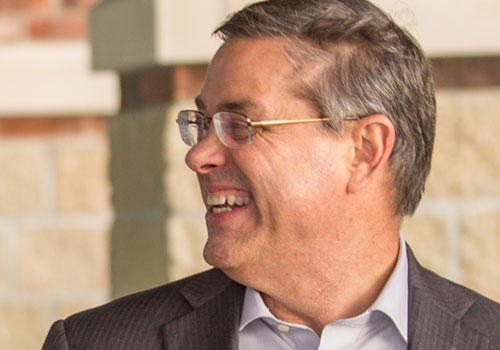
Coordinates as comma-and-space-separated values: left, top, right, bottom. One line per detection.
277, 324, 290, 332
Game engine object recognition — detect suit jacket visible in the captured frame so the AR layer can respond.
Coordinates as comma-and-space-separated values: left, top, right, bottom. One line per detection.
43, 246, 500, 349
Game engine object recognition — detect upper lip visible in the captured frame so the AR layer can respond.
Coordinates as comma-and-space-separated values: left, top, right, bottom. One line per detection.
203, 182, 249, 194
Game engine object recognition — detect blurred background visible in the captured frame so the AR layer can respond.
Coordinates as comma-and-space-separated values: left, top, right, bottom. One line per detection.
0, 0, 499, 349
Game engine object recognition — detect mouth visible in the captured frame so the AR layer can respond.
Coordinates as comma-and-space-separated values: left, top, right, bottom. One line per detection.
206, 192, 251, 214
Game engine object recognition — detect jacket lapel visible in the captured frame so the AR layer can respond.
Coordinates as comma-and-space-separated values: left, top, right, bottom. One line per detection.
163, 269, 245, 350
407, 247, 489, 349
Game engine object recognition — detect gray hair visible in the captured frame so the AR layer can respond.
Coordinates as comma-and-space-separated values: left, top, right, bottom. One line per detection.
214, 0, 436, 217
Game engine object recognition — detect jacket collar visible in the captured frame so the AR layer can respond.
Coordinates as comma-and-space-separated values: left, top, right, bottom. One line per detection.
407, 245, 489, 349
163, 269, 244, 350
163, 248, 491, 350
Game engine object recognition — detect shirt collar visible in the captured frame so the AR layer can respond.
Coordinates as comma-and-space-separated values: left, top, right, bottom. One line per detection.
240, 284, 275, 331
239, 233, 408, 342
369, 233, 408, 342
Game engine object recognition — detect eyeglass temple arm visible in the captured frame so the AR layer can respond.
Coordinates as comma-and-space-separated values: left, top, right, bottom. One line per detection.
249, 117, 358, 127
249, 118, 330, 127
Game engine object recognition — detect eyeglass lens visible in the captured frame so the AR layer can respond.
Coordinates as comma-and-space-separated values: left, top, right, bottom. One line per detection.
179, 111, 204, 146
178, 111, 251, 149
215, 112, 251, 148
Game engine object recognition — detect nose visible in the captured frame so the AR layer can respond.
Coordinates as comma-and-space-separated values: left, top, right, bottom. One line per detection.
185, 126, 228, 174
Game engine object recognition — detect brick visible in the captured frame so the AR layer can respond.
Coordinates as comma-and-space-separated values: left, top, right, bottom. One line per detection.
461, 211, 500, 302
54, 135, 111, 212
64, 0, 102, 8
172, 65, 207, 101
402, 214, 450, 278
0, 304, 50, 350
120, 65, 207, 110
29, 11, 88, 40
426, 89, 500, 198
167, 216, 209, 282
431, 57, 500, 88
0, 117, 108, 136
0, 140, 43, 214
18, 227, 109, 293
0, 0, 49, 10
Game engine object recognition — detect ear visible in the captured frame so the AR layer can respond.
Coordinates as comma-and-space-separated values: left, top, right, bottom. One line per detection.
346, 114, 395, 194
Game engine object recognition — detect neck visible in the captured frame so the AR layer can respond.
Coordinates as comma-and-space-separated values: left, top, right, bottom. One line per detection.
235, 227, 401, 335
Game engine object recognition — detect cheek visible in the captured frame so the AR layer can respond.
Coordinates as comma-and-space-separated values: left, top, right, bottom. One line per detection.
250, 147, 341, 211
235, 136, 349, 215
285, 148, 344, 198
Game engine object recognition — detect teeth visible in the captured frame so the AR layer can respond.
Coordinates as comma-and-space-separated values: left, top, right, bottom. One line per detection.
213, 207, 233, 214
207, 195, 226, 206
207, 193, 250, 208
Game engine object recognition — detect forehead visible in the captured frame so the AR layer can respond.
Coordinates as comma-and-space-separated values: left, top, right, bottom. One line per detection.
198, 38, 300, 114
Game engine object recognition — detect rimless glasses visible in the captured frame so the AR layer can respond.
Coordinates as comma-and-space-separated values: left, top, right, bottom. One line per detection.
176, 110, 349, 149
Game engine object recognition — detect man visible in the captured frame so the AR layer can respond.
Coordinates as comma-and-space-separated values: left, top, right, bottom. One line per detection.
43, 0, 500, 349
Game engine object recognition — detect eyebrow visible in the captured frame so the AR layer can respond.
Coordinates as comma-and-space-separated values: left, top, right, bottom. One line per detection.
194, 96, 206, 110
194, 96, 257, 115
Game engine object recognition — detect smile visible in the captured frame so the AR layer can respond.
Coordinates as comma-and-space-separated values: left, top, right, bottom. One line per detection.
206, 193, 250, 213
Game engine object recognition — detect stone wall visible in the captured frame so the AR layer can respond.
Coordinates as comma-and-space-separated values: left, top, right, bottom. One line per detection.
0, 119, 111, 349
0, 0, 113, 349
404, 87, 500, 302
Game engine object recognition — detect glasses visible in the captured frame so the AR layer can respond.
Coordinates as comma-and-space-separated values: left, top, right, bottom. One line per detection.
176, 110, 332, 149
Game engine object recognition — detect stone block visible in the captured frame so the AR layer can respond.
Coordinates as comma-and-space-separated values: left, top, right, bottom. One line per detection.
402, 214, 450, 278
18, 227, 109, 293
0, 304, 50, 350
90, 0, 225, 70
426, 89, 500, 199
54, 135, 111, 212
0, 42, 119, 116
0, 140, 43, 214
0, 229, 4, 295
167, 215, 209, 282
110, 215, 167, 298
461, 211, 500, 302
0, 13, 27, 41
109, 106, 167, 210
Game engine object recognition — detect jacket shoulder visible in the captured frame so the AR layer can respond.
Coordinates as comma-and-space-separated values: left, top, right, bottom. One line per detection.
408, 246, 500, 342
45, 269, 232, 349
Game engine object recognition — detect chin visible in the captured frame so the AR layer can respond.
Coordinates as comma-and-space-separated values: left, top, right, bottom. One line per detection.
202, 241, 236, 270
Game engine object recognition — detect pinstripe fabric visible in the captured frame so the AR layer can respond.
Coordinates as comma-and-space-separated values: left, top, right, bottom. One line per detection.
42, 269, 244, 350
43, 246, 500, 350
407, 246, 500, 349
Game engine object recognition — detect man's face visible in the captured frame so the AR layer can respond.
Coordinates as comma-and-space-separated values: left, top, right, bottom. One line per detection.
185, 38, 353, 282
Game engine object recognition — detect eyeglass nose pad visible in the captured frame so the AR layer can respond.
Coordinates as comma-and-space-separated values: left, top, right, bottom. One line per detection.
197, 122, 223, 149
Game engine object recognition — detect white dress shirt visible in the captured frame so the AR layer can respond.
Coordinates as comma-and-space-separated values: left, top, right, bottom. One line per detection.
239, 234, 408, 350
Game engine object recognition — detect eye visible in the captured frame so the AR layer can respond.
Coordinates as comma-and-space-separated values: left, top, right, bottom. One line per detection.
228, 117, 249, 141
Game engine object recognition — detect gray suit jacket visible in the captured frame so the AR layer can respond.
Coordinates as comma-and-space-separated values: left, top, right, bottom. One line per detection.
43, 247, 500, 349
